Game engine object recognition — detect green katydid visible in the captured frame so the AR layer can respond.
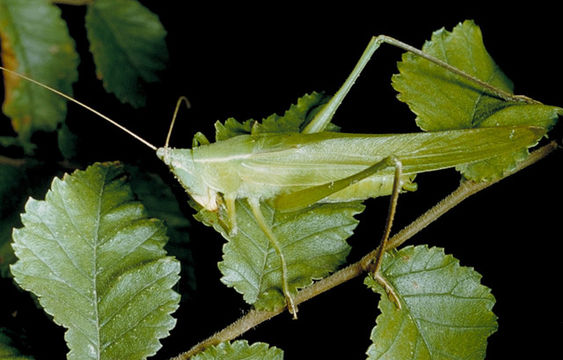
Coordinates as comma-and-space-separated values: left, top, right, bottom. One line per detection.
0, 31, 551, 318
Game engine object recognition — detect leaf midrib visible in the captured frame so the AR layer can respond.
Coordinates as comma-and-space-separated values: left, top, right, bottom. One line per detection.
92, 168, 108, 360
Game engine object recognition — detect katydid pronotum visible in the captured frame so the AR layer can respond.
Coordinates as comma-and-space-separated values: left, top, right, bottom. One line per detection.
0, 34, 548, 319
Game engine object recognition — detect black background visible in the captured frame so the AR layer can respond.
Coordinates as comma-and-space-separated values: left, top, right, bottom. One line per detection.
2, 2, 562, 359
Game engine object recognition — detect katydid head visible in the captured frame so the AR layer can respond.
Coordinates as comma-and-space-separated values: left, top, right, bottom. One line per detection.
158, 96, 220, 211
156, 147, 219, 212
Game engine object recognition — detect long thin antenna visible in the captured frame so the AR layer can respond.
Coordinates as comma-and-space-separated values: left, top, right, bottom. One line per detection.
0, 65, 157, 151
165, 96, 191, 149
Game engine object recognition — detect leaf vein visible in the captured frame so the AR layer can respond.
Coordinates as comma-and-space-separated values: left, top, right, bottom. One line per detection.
100, 268, 177, 349
415, 316, 495, 330
28, 216, 90, 281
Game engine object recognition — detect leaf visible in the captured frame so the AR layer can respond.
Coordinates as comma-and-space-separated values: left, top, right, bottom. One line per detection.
393, 20, 512, 131
392, 20, 560, 180
214, 117, 254, 142
252, 91, 331, 134
0, 137, 21, 148
0, 329, 33, 359
0, 0, 79, 150
85, 0, 168, 108
214, 92, 332, 142
195, 199, 364, 311
57, 123, 79, 160
0, 163, 27, 277
365, 245, 497, 360
0, 216, 18, 277
0, 164, 25, 217
10, 162, 180, 360
191, 340, 283, 360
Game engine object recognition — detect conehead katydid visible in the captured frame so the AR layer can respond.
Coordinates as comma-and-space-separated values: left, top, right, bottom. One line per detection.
0, 27, 554, 318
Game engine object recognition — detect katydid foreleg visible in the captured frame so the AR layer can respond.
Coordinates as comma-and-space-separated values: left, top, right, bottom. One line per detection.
247, 198, 298, 318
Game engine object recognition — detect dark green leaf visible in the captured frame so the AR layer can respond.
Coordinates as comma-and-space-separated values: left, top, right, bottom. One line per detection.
0, 0, 78, 149
365, 245, 497, 360
191, 340, 283, 360
195, 199, 363, 311
252, 91, 330, 134
57, 123, 79, 160
0, 137, 22, 149
0, 163, 26, 277
393, 20, 513, 131
85, 0, 168, 107
392, 20, 560, 180
0, 210, 19, 277
0, 329, 33, 359
0, 164, 25, 217
11, 162, 180, 360
214, 117, 254, 142
214, 92, 331, 142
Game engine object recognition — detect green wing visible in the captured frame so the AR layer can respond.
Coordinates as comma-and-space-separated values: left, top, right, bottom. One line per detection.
270, 125, 544, 211
180, 125, 543, 212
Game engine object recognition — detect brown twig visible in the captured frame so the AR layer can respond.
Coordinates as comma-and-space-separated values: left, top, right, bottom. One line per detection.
0, 154, 25, 167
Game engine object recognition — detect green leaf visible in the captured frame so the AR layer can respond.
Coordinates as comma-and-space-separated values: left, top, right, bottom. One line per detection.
0, 163, 27, 277
10, 162, 180, 360
0, 137, 22, 149
191, 340, 283, 360
195, 199, 364, 311
392, 20, 559, 180
252, 91, 331, 134
0, 0, 79, 149
85, 0, 168, 107
0, 329, 33, 359
393, 20, 513, 131
0, 164, 25, 218
214, 92, 332, 142
0, 209, 20, 277
57, 123, 79, 160
365, 245, 497, 360
0, 215, 18, 277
